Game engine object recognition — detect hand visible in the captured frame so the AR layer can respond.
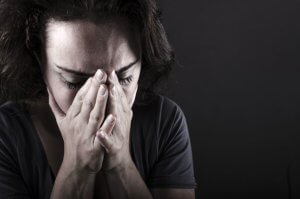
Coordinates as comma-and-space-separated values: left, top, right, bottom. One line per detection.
97, 70, 136, 171
47, 69, 116, 174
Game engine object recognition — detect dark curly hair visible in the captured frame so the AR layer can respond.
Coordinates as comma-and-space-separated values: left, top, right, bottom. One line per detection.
0, 0, 174, 104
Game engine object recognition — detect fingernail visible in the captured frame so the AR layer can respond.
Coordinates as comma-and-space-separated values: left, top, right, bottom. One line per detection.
95, 69, 103, 82
109, 70, 116, 81
99, 85, 106, 96
111, 85, 116, 96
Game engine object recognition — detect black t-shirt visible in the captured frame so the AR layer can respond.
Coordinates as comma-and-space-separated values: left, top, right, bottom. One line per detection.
0, 94, 197, 199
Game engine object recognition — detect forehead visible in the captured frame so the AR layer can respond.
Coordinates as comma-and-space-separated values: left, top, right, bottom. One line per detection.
45, 17, 140, 73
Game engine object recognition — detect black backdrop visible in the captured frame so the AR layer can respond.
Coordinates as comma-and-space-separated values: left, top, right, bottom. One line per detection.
159, 1, 300, 199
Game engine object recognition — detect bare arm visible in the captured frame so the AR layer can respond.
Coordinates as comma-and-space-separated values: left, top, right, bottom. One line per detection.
103, 158, 153, 199
96, 159, 195, 199
50, 162, 96, 199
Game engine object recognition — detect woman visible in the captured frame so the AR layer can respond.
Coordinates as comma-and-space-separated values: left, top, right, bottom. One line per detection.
0, 0, 197, 198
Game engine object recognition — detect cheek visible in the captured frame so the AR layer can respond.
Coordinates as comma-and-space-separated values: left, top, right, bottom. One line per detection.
122, 83, 138, 105
53, 89, 76, 114
44, 70, 77, 113
122, 65, 140, 104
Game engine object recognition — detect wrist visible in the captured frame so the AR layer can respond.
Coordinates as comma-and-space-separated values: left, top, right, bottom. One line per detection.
103, 152, 133, 173
60, 158, 99, 176
52, 162, 96, 199
62, 148, 104, 174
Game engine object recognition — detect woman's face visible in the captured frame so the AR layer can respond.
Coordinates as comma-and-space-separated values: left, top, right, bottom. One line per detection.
42, 18, 141, 113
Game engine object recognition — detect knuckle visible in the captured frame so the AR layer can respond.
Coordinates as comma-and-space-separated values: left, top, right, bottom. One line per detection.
90, 114, 101, 123
83, 100, 94, 109
65, 112, 73, 121
98, 128, 105, 134
71, 111, 80, 118
77, 95, 84, 102
120, 91, 126, 98
110, 115, 116, 124
119, 133, 126, 141
97, 89, 108, 100
92, 76, 99, 85
121, 108, 127, 115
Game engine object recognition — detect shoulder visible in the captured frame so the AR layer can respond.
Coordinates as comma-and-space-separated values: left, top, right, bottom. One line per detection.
0, 100, 28, 132
0, 100, 29, 150
0, 100, 26, 123
132, 93, 189, 151
134, 95, 197, 188
133, 93, 186, 121
157, 94, 185, 115
0, 101, 25, 169
0, 101, 40, 197
0, 101, 20, 134
155, 95, 189, 148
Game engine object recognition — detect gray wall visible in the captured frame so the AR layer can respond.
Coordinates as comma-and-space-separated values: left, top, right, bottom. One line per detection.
159, 1, 300, 198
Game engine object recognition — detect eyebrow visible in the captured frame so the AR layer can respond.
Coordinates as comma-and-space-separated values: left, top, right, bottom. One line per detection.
55, 58, 140, 77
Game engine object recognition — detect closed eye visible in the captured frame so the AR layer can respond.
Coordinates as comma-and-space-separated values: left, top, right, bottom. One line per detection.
59, 74, 87, 90
118, 75, 133, 86
60, 74, 133, 90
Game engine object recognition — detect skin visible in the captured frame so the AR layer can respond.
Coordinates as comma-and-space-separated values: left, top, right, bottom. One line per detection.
43, 18, 141, 112
27, 17, 194, 199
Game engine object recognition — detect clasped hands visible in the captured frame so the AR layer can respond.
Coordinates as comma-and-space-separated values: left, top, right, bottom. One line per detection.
47, 69, 134, 175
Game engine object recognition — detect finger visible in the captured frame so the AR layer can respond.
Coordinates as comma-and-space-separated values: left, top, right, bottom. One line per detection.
88, 84, 108, 131
80, 69, 107, 122
108, 70, 131, 111
108, 83, 118, 116
47, 87, 65, 122
68, 77, 92, 118
94, 114, 116, 151
108, 83, 128, 135
96, 130, 114, 153
98, 114, 116, 136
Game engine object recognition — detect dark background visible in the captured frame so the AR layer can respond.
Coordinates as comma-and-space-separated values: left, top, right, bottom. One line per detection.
159, 1, 300, 198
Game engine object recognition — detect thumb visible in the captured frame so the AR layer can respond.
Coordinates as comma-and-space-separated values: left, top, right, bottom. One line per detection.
47, 88, 65, 122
